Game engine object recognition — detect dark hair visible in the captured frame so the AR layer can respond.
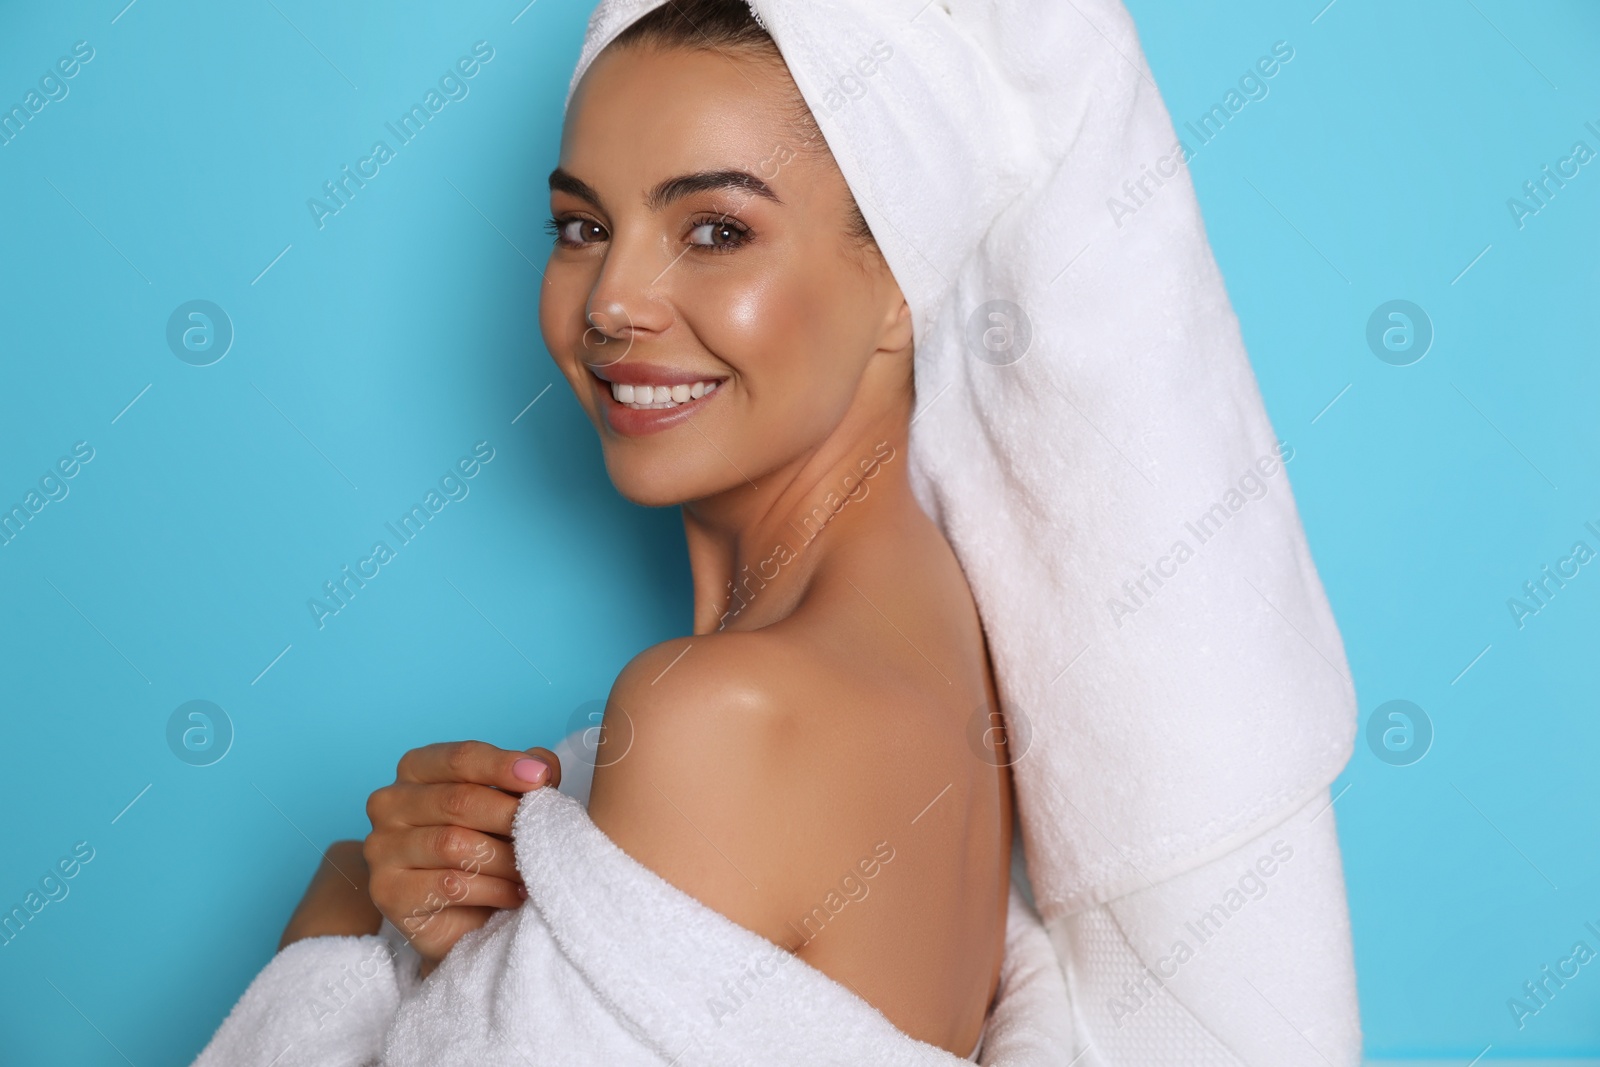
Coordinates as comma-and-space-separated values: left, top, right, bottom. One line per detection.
611, 0, 876, 248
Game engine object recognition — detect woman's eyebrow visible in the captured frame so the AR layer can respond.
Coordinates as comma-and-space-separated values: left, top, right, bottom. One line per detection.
645, 169, 782, 210
548, 167, 603, 206
546, 167, 782, 210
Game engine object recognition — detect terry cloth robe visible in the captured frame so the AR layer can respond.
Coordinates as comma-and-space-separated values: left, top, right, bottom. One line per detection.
191, 784, 1073, 1066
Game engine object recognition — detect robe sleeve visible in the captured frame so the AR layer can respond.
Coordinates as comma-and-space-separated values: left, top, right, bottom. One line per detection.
189, 920, 422, 1067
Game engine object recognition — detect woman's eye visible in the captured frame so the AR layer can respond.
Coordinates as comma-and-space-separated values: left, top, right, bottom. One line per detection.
547, 216, 607, 246
688, 218, 749, 251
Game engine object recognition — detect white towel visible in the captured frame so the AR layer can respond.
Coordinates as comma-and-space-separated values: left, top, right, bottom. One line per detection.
192, 785, 1074, 1066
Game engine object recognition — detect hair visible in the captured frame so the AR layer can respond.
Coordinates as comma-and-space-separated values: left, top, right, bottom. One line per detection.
610, 0, 877, 248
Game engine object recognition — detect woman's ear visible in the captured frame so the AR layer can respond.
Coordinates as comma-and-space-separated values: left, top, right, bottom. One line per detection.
878, 292, 914, 355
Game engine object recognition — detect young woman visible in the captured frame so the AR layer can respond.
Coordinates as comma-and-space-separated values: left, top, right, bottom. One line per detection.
280, 2, 1012, 1058
240, 0, 1364, 1061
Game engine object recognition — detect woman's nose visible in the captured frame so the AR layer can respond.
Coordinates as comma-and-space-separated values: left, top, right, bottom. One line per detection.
583, 239, 672, 365
582, 303, 635, 369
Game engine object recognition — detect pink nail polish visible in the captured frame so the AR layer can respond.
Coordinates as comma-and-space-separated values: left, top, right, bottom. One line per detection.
512, 758, 549, 785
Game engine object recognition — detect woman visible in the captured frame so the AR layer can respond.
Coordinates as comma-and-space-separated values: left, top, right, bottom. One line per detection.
281, 1, 1010, 1058
206, 0, 1363, 1061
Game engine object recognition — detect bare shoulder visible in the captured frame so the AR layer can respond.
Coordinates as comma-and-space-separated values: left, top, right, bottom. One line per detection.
583, 537, 1009, 1053
585, 630, 851, 948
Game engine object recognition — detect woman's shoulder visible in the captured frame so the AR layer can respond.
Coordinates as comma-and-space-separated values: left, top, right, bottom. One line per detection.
583, 621, 962, 943
584, 631, 845, 941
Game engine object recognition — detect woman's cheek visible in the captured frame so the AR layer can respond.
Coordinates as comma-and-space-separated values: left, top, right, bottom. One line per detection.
540, 272, 595, 374
701, 273, 780, 341
690, 273, 811, 383
537, 272, 576, 363
538, 275, 604, 425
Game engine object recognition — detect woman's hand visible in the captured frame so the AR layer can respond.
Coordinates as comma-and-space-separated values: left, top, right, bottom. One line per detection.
364, 741, 562, 975
279, 839, 383, 950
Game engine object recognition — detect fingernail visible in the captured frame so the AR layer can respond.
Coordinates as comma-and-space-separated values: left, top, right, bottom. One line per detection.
515, 884, 528, 900
512, 758, 549, 785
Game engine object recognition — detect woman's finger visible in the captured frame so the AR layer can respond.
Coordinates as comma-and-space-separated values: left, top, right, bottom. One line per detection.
395, 740, 562, 793
373, 781, 523, 837
372, 868, 527, 927
389, 905, 500, 964
366, 824, 522, 884
522, 746, 562, 789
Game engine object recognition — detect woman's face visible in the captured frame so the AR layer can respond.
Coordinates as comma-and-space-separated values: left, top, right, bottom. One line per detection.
540, 42, 910, 507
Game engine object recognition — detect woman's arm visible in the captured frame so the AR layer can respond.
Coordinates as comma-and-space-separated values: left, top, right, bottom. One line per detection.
278, 839, 383, 950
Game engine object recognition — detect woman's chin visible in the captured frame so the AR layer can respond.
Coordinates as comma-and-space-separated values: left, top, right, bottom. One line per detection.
602, 458, 700, 509
614, 484, 688, 508
604, 449, 764, 507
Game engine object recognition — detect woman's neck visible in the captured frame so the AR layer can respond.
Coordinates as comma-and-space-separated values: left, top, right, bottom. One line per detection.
681, 395, 914, 635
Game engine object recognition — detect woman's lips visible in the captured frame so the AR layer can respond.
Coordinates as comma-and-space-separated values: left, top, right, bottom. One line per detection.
589, 367, 726, 436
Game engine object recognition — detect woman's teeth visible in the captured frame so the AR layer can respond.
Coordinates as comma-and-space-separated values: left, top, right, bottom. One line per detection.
609, 380, 720, 409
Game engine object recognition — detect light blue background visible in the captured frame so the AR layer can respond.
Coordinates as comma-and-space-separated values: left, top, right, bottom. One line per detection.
0, 1, 1594, 1063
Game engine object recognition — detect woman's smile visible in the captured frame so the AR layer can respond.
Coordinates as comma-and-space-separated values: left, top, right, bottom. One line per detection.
586, 360, 728, 436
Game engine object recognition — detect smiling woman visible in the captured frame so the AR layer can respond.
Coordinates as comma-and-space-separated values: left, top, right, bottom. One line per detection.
529, 2, 1012, 1053
193, 0, 1365, 1062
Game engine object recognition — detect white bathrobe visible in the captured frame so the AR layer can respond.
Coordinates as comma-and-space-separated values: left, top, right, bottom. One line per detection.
194, 781, 1074, 1066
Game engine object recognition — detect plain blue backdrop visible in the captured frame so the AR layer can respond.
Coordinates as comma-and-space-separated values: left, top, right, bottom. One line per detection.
0, 1, 1595, 1063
